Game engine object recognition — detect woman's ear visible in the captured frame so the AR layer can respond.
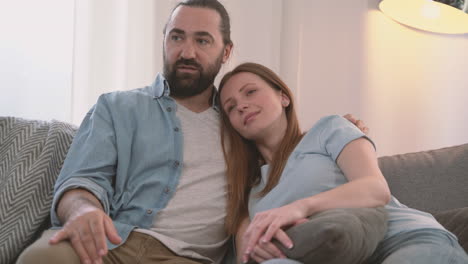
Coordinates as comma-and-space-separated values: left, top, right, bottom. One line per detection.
281, 93, 290, 107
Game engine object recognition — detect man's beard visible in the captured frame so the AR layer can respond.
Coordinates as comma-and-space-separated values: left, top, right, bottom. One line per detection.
163, 52, 224, 98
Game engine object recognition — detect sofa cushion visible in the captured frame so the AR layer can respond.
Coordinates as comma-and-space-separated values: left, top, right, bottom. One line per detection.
0, 117, 76, 264
433, 207, 468, 253
273, 207, 388, 264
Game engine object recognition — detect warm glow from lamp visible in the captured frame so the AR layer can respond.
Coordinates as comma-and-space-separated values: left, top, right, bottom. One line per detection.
379, 0, 468, 34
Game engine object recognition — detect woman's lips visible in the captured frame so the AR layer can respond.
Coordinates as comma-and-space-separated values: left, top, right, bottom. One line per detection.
244, 111, 260, 125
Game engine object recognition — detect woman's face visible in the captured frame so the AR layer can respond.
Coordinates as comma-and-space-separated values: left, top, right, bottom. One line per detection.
220, 72, 289, 141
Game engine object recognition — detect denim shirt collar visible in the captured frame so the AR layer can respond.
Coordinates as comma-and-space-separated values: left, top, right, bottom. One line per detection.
151, 73, 220, 113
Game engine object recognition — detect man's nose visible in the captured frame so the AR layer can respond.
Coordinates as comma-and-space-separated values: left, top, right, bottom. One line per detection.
180, 41, 196, 59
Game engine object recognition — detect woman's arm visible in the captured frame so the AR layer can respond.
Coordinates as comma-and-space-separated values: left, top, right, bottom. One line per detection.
299, 137, 391, 216
242, 137, 391, 258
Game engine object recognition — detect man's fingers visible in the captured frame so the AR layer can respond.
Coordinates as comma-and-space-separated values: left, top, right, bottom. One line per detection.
343, 114, 357, 123
49, 229, 68, 244
104, 216, 122, 245
343, 114, 370, 134
363, 127, 369, 134
69, 231, 92, 264
79, 226, 101, 263
90, 218, 108, 257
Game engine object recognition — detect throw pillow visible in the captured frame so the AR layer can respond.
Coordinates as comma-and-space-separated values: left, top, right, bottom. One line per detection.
273, 207, 388, 264
0, 117, 76, 264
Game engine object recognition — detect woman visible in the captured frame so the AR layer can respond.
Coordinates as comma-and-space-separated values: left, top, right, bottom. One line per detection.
218, 62, 468, 264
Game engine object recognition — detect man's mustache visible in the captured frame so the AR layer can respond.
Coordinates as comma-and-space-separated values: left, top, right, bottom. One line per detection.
175, 59, 202, 71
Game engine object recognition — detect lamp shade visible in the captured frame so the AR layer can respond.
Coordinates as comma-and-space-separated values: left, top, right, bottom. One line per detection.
379, 0, 468, 34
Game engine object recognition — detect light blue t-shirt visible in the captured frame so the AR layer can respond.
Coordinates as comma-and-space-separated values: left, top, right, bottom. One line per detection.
249, 115, 454, 240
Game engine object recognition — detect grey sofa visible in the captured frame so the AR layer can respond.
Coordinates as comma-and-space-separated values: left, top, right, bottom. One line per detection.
1, 116, 467, 263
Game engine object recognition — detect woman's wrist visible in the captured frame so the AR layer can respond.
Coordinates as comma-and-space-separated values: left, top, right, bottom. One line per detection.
294, 197, 316, 218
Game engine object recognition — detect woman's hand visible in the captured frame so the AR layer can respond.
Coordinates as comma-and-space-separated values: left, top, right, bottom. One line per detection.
242, 201, 308, 263
248, 232, 287, 263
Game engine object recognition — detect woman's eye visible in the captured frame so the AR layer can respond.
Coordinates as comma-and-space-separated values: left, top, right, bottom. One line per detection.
246, 89, 256, 95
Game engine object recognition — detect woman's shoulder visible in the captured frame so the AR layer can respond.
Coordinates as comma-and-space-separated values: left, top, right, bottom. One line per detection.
294, 115, 341, 151
297, 115, 368, 155
305, 115, 353, 138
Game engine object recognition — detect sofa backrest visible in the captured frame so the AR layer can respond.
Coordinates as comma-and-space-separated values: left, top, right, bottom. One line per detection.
378, 143, 468, 214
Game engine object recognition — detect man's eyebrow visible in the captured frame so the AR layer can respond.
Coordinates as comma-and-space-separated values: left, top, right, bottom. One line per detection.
168, 28, 185, 35
168, 28, 214, 41
194, 31, 215, 41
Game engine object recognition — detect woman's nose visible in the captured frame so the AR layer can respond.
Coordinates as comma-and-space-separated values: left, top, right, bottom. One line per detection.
237, 102, 249, 112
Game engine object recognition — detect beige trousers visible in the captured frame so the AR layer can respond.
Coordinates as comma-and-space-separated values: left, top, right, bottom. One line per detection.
16, 230, 204, 264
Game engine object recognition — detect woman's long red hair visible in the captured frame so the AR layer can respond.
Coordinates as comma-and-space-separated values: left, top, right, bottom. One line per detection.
218, 62, 303, 235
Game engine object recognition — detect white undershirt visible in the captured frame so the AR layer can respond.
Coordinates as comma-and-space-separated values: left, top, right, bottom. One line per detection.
135, 103, 228, 264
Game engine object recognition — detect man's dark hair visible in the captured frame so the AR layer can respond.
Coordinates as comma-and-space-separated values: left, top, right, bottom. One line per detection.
164, 0, 233, 46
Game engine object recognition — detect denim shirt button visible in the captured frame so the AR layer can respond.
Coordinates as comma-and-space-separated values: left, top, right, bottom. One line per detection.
146, 209, 153, 214
173, 161, 180, 168
164, 187, 170, 194
166, 107, 172, 112
174, 127, 179, 132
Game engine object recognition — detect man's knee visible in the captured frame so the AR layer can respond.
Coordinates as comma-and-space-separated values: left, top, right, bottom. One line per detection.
16, 230, 80, 264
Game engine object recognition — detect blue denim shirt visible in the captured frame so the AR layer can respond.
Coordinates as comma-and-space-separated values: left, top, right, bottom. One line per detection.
51, 73, 221, 250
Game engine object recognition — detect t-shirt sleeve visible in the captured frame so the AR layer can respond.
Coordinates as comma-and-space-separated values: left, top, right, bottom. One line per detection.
316, 115, 375, 162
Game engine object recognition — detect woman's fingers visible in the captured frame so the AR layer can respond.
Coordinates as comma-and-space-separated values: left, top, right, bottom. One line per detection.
270, 229, 293, 250
243, 217, 268, 257
251, 242, 287, 263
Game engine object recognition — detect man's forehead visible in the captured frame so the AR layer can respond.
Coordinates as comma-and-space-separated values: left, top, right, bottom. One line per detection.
167, 6, 222, 36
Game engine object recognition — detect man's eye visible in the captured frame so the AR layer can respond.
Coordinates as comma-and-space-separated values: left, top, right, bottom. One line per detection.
171, 35, 182, 41
197, 39, 210, 45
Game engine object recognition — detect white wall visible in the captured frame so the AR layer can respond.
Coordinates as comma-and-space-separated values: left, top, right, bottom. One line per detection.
275, 0, 468, 156
2, 0, 467, 156
0, 0, 74, 122
71, 0, 167, 124
279, 0, 368, 131
364, 0, 468, 156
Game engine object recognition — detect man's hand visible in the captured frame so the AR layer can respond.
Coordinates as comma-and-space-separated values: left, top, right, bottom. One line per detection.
49, 189, 121, 264
343, 114, 369, 135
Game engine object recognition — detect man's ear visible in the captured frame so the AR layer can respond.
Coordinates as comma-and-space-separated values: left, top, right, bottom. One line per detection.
222, 43, 233, 63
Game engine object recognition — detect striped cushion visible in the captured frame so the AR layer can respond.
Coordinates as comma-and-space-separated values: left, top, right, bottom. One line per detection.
0, 117, 76, 263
